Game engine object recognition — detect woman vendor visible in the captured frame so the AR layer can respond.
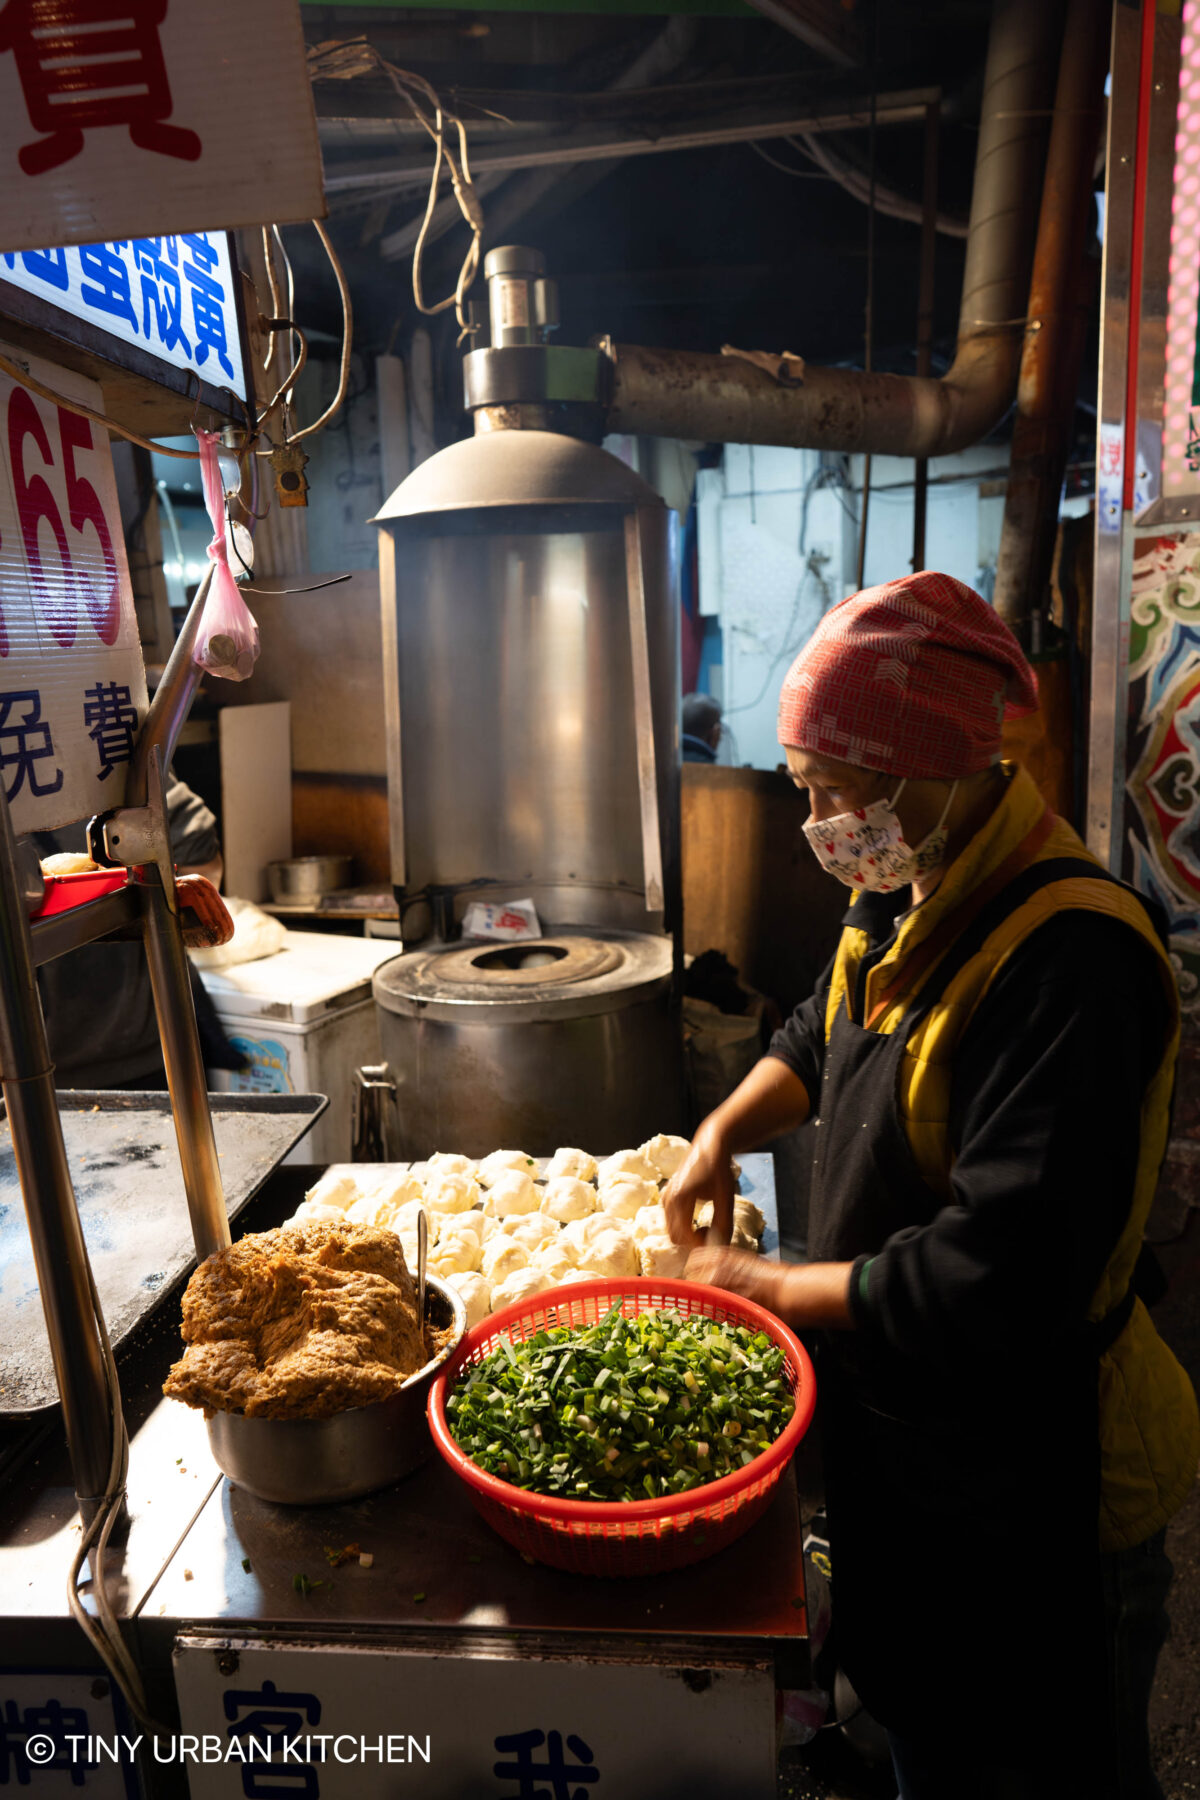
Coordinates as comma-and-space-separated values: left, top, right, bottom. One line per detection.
663, 571, 1198, 1800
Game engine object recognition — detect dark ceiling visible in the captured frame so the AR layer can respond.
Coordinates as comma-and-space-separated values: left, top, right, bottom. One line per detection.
284, 1, 1097, 463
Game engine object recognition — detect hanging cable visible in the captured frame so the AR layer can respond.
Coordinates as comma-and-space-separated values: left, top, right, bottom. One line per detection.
0, 349, 200, 457
259, 226, 284, 375
307, 37, 484, 340
285, 221, 354, 445
262, 324, 309, 423
271, 224, 298, 383
748, 139, 830, 179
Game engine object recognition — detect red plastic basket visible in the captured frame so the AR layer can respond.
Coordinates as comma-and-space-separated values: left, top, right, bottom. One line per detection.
427, 1277, 816, 1577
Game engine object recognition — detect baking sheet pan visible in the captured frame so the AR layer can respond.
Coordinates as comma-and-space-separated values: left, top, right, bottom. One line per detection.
0, 1091, 326, 1417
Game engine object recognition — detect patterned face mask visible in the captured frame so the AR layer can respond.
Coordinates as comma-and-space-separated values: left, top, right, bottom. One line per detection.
802, 779, 958, 894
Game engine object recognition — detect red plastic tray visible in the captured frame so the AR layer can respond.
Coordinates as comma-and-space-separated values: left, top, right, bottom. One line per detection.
36, 868, 129, 917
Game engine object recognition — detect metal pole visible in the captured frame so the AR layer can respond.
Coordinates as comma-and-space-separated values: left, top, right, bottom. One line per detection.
1086, 0, 1142, 867
142, 876, 229, 1261
124, 564, 212, 812
992, 0, 1110, 624
0, 784, 111, 1508
913, 100, 940, 572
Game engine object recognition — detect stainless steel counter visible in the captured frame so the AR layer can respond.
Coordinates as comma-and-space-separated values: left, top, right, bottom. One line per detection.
0, 1156, 806, 1799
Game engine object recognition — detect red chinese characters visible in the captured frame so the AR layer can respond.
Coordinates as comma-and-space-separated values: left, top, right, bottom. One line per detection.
0, 0, 201, 176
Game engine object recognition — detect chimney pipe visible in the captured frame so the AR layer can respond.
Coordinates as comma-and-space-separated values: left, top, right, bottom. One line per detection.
602, 0, 1065, 459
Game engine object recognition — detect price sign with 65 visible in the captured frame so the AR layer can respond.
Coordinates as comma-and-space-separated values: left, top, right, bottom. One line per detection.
0, 344, 146, 835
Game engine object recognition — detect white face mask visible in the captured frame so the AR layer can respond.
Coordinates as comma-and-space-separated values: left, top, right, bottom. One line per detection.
802, 779, 958, 895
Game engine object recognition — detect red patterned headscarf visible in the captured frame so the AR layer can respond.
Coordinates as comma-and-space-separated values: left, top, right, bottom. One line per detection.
776, 572, 1038, 778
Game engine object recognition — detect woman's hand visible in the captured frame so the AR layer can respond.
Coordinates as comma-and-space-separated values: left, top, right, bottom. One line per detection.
688, 1248, 858, 1331
685, 1244, 782, 1311
663, 1122, 738, 1247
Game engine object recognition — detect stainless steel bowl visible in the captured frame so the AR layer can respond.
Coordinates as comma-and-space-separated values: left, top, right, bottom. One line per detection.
205, 1275, 468, 1505
266, 855, 354, 904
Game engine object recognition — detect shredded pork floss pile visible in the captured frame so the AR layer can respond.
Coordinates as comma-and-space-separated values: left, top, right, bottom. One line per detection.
164, 1221, 426, 1420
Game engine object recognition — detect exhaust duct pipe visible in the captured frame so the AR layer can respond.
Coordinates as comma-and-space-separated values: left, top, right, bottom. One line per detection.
602, 0, 1065, 459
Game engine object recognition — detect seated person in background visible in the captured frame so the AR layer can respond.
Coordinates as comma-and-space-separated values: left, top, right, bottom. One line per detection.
682, 692, 723, 763
34, 775, 241, 1089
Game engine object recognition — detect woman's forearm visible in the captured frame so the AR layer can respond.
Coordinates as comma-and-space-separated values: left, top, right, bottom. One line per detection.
685, 1247, 856, 1330
701, 1056, 812, 1156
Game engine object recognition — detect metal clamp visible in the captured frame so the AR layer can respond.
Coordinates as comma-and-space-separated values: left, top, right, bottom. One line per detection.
90, 745, 179, 913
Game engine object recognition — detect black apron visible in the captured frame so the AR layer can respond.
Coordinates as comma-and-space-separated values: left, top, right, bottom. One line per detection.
807, 857, 1136, 1751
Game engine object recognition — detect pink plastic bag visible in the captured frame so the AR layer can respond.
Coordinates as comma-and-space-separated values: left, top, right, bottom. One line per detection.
192, 429, 260, 682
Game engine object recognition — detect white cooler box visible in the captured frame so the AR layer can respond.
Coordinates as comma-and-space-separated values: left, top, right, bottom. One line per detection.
196, 932, 400, 1164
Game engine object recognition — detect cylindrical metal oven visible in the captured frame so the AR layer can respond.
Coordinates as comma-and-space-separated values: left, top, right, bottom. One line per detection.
374, 429, 680, 944
373, 933, 685, 1159
371, 255, 684, 1156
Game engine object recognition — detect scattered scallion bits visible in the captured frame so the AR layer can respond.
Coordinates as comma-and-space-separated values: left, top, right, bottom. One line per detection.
445, 1303, 793, 1503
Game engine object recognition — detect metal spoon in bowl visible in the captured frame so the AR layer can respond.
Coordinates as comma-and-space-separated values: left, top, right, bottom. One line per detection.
417, 1207, 428, 1331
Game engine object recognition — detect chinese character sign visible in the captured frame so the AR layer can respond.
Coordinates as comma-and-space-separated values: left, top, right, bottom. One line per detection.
0, 343, 147, 834
0, 0, 323, 254
0, 234, 245, 401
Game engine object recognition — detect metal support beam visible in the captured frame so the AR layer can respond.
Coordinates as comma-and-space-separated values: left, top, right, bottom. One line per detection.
0, 783, 111, 1511
1086, 1, 1143, 868
323, 85, 940, 206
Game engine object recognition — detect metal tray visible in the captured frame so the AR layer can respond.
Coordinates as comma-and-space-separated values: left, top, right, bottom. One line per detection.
0, 1091, 327, 1418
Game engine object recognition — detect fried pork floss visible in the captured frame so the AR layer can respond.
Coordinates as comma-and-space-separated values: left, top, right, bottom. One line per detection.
164, 1221, 427, 1420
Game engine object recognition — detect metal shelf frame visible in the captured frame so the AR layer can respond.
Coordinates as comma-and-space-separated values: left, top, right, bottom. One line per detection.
0, 569, 229, 1519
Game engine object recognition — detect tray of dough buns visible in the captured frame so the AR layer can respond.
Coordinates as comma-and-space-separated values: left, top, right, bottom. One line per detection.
282, 1140, 776, 1332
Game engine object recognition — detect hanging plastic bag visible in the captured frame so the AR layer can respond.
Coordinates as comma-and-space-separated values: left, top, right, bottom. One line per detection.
192, 429, 260, 681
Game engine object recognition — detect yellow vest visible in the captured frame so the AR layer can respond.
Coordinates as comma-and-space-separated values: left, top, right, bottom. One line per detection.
823, 764, 1199, 1551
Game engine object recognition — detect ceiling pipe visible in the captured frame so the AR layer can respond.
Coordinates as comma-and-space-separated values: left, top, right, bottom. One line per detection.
991, 0, 1110, 624
602, 0, 1065, 458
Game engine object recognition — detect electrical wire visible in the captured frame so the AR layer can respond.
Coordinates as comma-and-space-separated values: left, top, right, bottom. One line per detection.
788, 132, 969, 239
0, 350, 200, 457
271, 224, 298, 390
262, 324, 309, 422
285, 221, 354, 446
748, 139, 830, 179
726, 552, 832, 717
307, 37, 483, 339
260, 226, 283, 375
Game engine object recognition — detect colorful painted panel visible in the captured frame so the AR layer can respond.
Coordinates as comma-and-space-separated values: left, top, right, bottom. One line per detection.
1126, 533, 1200, 1013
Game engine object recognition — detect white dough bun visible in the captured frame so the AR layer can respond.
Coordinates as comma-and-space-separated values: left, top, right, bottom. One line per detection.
448, 1270, 492, 1328
596, 1148, 658, 1187
544, 1147, 598, 1183
541, 1176, 598, 1223
480, 1235, 530, 1283
638, 1134, 692, 1179
424, 1173, 481, 1214
478, 1149, 538, 1187
483, 1170, 540, 1217
599, 1174, 659, 1219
